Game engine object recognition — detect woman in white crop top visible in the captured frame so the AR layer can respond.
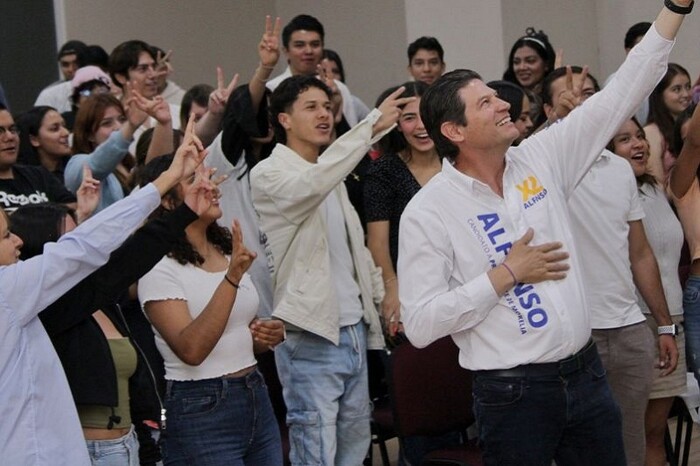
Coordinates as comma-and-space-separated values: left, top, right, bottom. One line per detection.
138, 155, 284, 465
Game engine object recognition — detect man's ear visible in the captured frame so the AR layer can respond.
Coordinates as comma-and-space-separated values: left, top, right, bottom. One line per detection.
440, 120, 465, 145
543, 103, 555, 121
114, 72, 128, 88
278, 112, 292, 131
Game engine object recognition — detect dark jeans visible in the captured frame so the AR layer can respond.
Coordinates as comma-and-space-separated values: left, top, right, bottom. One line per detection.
162, 368, 283, 466
473, 347, 625, 466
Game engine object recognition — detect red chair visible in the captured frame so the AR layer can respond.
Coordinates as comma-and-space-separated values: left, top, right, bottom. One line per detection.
389, 336, 482, 466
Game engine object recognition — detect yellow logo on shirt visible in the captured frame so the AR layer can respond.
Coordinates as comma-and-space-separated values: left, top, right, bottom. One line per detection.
515, 176, 544, 202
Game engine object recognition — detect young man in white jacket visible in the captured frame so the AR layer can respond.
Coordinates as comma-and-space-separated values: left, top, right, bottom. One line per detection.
251, 76, 409, 465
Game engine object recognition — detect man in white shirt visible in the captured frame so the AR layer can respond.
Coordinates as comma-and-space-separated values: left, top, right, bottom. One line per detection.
251, 76, 408, 465
398, 3, 690, 465
266, 14, 359, 127
34, 40, 87, 113
542, 65, 677, 466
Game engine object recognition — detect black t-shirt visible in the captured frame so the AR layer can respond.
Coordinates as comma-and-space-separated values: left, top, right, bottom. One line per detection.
0, 164, 76, 213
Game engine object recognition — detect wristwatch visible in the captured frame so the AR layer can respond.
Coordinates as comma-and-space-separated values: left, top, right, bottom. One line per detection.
664, 0, 695, 15
658, 324, 678, 336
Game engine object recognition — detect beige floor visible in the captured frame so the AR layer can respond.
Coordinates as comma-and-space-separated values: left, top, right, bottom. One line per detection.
370, 419, 700, 466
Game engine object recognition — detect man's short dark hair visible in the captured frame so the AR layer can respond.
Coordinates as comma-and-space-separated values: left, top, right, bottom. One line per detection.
108, 40, 155, 88
58, 40, 86, 60
282, 15, 325, 49
420, 69, 481, 161
624, 22, 652, 50
77, 45, 109, 70
180, 84, 214, 128
269, 75, 331, 145
407, 36, 445, 63
541, 66, 601, 106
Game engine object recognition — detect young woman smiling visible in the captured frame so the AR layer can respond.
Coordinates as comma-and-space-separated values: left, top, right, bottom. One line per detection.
607, 117, 687, 466
16, 106, 72, 179
644, 63, 692, 186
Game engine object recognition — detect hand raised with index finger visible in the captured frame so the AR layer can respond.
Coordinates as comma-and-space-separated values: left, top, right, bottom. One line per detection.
373, 86, 416, 135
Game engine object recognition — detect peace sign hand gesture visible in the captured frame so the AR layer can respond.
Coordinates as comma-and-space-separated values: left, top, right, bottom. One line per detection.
208, 68, 240, 116
259, 15, 282, 68
553, 65, 589, 120
317, 59, 343, 123
227, 219, 257, 283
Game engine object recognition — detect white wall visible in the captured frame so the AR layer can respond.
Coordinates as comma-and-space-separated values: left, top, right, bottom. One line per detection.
58, 0, 700, 109
405, 0, 505, 82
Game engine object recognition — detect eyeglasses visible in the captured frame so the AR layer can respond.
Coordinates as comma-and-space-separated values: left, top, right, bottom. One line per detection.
0, 126, 19, 137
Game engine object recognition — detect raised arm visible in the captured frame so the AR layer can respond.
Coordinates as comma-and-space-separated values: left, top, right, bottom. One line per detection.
251, 16, 281, 112
130, 90, 174, 163
250, 87, 410, 226
669, 103, 700, 197
194, 68, 239, 147
40, 169, 216, 335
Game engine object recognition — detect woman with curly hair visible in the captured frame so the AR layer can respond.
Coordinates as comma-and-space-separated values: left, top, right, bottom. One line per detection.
137, 155, 285, 465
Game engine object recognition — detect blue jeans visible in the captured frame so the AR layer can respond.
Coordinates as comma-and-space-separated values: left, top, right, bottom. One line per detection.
276, 322, 371, 466
684, 275, 700, 389
162, 368, 282, 466
473, 347, 625, 466
85, 425, 139, 466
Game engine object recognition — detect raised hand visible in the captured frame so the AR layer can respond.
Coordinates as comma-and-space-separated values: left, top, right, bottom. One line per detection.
554, 48, 564, 70
317, 59, 343, 123
373, 86, 416, 135
131, 89, 172, 125
553, 65, 589, 120
75, 164, 100, 223
503, 228, 569, 284
155, 49, 173, 80
228, 219, 257, 282
165, 113, 207, 182
122, 81, 149, 129
259, 15, 282, 68
208, 67, 239, 116
183, 164, 221, 217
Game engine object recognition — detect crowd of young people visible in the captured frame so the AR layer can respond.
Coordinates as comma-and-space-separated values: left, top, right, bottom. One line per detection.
0, 2, 699, 465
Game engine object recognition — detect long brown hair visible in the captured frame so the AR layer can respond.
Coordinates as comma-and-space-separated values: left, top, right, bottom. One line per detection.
72, 94, 124, 154
647, 63, 691, 146
72, 94, 135, 191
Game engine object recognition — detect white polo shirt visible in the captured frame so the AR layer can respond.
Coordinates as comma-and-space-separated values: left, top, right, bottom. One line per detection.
398, 24, 673, 371
568, 151, 645, 329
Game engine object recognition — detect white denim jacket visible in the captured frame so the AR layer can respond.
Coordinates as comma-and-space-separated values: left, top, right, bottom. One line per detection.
251, 109, 390, 349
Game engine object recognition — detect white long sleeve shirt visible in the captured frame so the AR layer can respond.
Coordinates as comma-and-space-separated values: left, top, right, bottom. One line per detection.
0, 184, 161, 465
398, 24, 673, 371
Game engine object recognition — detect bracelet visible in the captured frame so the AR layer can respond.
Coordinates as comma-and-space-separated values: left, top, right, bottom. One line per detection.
664, 0, 694, 14
384, 277, 397, 285
224, 274, 240, 289
259, 63, 276, 70
502, 263, 518, 286
255, 75, 270, 83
